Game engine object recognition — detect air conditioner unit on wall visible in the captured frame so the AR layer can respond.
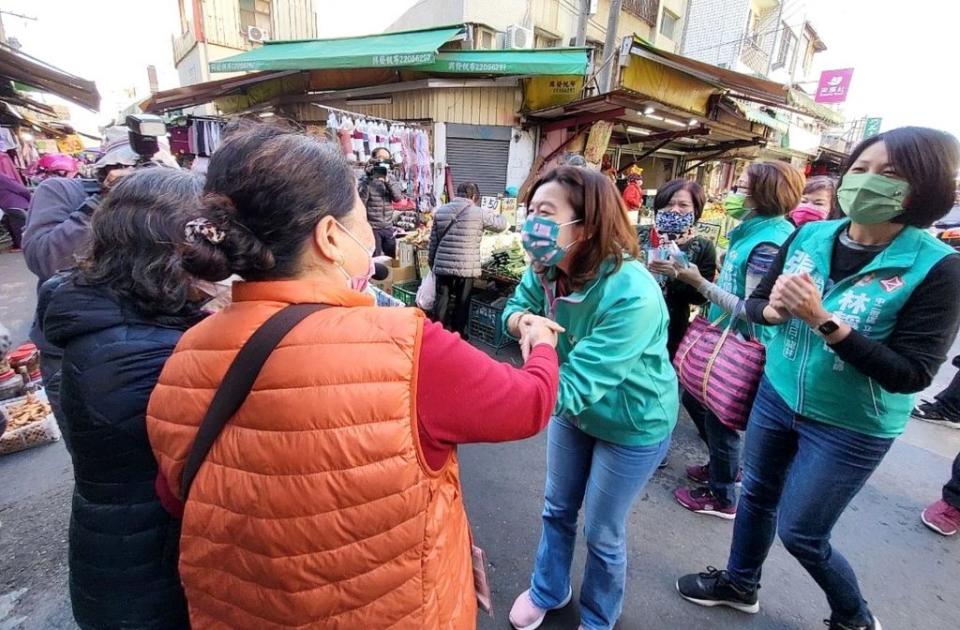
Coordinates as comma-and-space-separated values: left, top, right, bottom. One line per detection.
505, 25, 534, 49
246, 25, 269, 43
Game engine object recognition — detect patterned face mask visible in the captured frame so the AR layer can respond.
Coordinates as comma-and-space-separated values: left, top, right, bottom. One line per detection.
655, 210, 695, 235
521, 215, 582, 267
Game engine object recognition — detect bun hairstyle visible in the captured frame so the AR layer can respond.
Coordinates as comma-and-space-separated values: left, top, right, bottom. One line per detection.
181, 123, 356, 281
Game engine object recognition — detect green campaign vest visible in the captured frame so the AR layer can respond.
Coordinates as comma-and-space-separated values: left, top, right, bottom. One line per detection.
707, 215, 795, 339
764, 220, 956, 437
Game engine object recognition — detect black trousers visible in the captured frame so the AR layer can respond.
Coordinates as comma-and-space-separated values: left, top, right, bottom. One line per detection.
944, 451, 960, 509
373, 228, 396, 258
934, 355, 960, 419
1, 208, 26, 249
434, 275, 474, 337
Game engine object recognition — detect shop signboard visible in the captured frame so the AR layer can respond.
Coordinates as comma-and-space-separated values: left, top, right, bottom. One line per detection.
863, 117, 883, 139
522, 75, 586, 111
815, 68, 854, 104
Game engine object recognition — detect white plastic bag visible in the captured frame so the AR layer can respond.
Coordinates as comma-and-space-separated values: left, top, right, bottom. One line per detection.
416, 271, 437, 311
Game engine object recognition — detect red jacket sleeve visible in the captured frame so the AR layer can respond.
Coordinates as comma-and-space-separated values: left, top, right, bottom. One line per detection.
622, 183, 643, 208
416, 321, 559, 471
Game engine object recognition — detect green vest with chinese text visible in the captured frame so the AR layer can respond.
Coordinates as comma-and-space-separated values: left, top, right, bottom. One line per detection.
707, 215, 795, 339
764, 220, 956, 437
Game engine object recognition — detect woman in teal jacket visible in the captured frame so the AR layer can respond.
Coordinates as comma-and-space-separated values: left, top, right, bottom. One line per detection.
505, 166, 677, 630
677, 127, 960, 630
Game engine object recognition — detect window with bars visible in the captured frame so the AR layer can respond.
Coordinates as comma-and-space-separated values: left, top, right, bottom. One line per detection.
622, 0, 660, 27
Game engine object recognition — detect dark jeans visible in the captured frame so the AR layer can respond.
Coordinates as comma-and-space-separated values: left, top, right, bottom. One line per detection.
682, 390, 740, 507
373, 227, 396, 258
933, 356, 960, 419
944, 451, 960, 510
1, 208, 25, 249
727, 377, 894, 626
433, 275, 473, 336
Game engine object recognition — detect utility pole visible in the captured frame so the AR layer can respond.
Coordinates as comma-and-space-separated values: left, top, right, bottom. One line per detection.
575, 0, 590, 47
597, 0, 623, 93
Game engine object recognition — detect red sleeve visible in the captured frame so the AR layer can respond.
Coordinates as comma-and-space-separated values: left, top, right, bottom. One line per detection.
416, 321, 559, 471
622, 184, 642, 208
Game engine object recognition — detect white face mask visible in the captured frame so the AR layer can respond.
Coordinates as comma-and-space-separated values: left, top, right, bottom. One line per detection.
335, 221, 375, 292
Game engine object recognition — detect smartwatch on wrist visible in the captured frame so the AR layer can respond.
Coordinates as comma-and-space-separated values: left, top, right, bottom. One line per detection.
816, 318, 840, 337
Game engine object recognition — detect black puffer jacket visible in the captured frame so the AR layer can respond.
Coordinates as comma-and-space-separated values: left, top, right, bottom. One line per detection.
42, 275, 201, 630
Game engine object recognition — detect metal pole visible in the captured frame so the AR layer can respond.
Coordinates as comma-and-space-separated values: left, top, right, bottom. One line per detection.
576, 0, 589, 47
597, 0, 624, 94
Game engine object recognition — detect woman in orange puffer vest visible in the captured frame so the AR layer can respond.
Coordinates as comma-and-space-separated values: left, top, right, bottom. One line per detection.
146, 124, 562, 629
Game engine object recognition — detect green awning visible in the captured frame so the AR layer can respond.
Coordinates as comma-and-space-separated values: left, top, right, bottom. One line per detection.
788, 88, 845, 126
420, 48, 590, 76
741, 105, 789, 133
209, 26, 465, 73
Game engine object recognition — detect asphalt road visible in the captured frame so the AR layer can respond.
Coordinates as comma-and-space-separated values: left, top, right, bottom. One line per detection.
1, 250, 958, 629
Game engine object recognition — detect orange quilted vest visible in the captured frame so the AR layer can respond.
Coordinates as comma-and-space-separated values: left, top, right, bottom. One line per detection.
147, 280, 477, 629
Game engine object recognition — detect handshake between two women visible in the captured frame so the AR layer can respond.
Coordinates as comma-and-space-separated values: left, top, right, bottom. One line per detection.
506, 311, 565, 361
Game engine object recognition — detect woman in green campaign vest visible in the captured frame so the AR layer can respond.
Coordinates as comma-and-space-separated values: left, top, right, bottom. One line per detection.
651, 162, 801, 519
677, 127, 960, 630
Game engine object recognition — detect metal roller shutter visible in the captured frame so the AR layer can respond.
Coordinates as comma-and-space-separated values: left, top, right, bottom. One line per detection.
446, 137, 510, 199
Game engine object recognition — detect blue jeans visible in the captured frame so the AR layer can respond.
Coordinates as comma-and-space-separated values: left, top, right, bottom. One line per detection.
727, 377, 894, 625
529, 416, 670, 630
682, 390, 741, 507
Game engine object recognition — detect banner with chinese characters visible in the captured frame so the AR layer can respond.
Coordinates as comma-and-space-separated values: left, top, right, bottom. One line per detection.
522, 75, 586, 111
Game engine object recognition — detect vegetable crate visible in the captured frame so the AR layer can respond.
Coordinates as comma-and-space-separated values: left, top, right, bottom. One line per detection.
392, 281, 421, 307
468, 293, 514, 352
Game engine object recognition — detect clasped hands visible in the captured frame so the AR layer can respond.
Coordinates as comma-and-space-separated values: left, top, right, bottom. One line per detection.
508, 312, 565, 361
764, 272, 832, 327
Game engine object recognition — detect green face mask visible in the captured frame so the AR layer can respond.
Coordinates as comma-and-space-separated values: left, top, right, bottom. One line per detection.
724, 192, 750, 219
837, 173, 909, 225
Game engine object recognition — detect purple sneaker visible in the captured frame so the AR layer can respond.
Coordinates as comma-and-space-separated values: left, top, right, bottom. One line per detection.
685, 463, 743, 484
675, 487, 737, 519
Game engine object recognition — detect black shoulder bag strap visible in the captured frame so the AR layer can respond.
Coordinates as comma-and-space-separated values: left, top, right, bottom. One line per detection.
437, 203, 472, 246
179, 303, 329, 500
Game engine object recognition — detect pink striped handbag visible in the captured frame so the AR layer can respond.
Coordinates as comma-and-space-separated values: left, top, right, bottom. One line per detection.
672, 313, 766, 431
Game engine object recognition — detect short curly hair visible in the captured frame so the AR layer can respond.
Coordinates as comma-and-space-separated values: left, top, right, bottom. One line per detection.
77, 168, 204, 316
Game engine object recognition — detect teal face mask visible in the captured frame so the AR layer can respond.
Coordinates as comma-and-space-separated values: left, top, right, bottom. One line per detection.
521, 215, 581, 266
837, 173, 909, 225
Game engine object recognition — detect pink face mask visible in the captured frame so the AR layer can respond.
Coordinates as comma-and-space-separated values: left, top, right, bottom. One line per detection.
789, 203, 828, 226
335, 221, 376, 293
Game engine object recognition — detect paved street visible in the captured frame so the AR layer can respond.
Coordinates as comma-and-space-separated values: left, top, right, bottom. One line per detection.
1, 250, 958, 629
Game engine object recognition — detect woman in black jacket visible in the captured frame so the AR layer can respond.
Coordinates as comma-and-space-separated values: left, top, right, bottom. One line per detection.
41, 169, 204, 629
648, 179, 718, 358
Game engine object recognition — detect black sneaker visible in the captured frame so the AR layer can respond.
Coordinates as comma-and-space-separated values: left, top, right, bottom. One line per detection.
824, 614, 883, 630
676, 567, 759, 614
911, 401, 960, 429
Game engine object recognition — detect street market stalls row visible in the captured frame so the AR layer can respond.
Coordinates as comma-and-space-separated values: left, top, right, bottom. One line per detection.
142, 25, 592, 205
0, 44, 101, 183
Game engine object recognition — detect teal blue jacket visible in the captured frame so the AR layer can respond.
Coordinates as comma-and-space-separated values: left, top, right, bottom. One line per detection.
503, 259, 678, 446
